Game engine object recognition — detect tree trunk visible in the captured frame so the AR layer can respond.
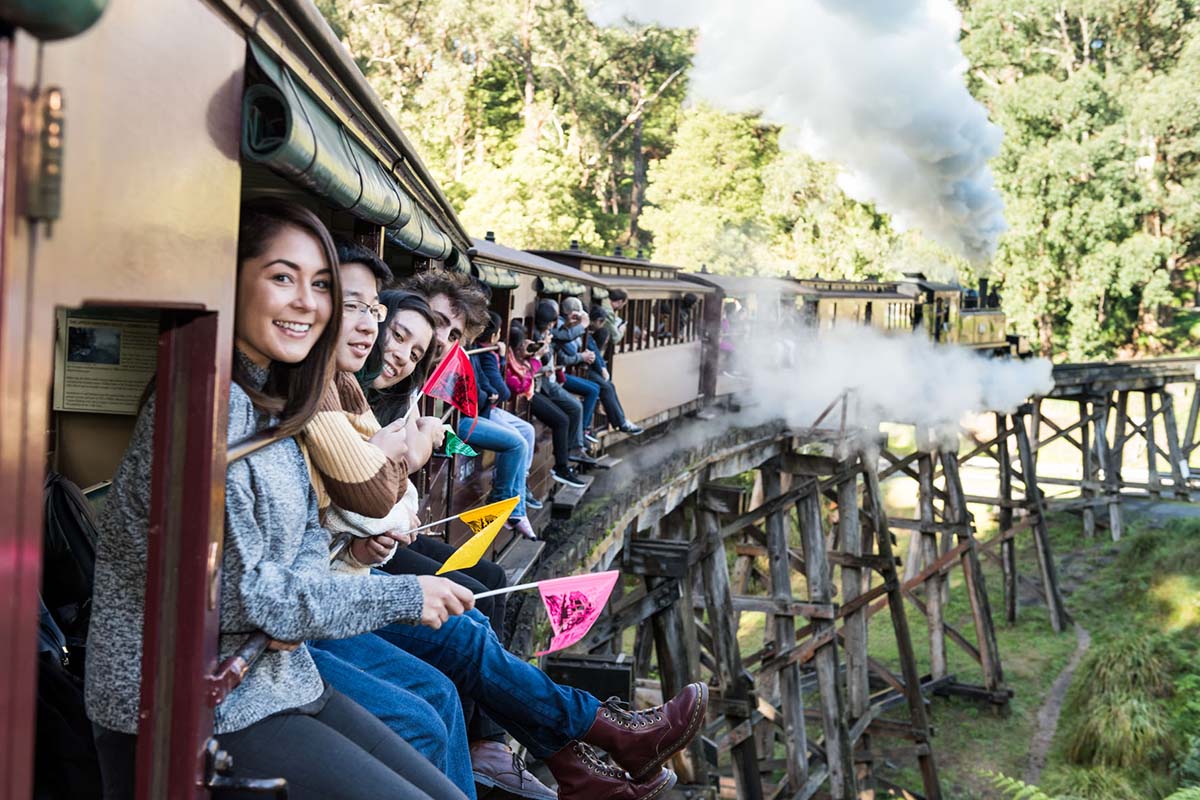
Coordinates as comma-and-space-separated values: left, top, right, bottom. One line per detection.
627, 114, 646, 244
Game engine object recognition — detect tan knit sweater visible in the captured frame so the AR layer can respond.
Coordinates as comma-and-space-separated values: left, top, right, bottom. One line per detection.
302, 372, 408, 519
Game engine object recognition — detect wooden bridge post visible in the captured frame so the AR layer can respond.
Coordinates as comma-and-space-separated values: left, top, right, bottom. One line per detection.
697, 494, 763, 800
861, 457, 943, 800
1079, 397, 1096, 538
1145, 391, 1164, 499
995, 413, 1017, 623
837, 473, 871, 749
918, 452, 948, 679
762, 465, 809, 791
1160, 389, 1191, 501
939, 452, 1004, 692
646, 511, 706, 786
1184, 378, 1200, 469
1013, 405, 1070, 633
796, 485, 857, 799
1100, 391, 1125, 541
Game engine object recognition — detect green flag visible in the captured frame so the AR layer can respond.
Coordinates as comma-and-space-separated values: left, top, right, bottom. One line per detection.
443, 426, 478, 457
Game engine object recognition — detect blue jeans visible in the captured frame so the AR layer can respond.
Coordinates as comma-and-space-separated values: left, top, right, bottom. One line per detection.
490, 406, 535, 479
309, 636, 476, 798
376, 609, 602, 759
563, 374, 601, 437
457, 415, 527, 517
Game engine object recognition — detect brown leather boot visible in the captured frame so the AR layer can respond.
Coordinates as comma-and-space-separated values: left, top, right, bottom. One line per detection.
582, 682, 709, 781
470, 740, 556, 800
544, 742, 676, 800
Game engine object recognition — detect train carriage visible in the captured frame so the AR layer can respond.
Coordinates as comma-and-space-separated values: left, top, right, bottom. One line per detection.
0, 1, 480, 797
530, 244, 716, 435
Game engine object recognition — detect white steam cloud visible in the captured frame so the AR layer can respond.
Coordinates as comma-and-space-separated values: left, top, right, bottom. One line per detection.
733, 322, 1053, 449
590, 0, 1007, 263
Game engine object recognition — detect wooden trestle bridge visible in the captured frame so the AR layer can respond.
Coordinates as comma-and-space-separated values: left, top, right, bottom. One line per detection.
519, 356, 1200, 800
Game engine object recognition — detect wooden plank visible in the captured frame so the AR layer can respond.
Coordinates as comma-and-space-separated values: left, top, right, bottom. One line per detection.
796, 487, 857, 798
719, 483, 809, 540
763, 468, 809, 790
1014, 411, 1070, 633
550, 472, 594, 516
940, 452, 1004, 692
996, 413, 1017, 624
1079, 398, 1096, 538
1145, 391, 1163, 498
860, 459, 941, 800
730, 595, 835, 619
1160, 390, 1191, 501
918, 454, 947, 680
1096, 393, 1123, 541
495, 537, 545, 585
837, 474, 871, 744
698, 500, 764, 800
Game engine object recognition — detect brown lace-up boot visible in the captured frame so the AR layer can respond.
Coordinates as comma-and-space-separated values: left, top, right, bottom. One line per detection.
544, 742, 676, 800
582, 682, 709, 781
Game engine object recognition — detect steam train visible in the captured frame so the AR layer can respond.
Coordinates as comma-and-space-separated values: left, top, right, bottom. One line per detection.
0, 2, 1021, 798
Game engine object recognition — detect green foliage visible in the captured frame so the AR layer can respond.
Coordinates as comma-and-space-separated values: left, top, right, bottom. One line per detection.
961, 0, 1200, 358
1061, 634, 1177, 768
986, 771, 1063, 799
1041, 765, 1142, 799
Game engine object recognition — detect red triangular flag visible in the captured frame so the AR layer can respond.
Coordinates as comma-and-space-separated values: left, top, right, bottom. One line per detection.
422, 342, 478, 419
535, 570, 620, 656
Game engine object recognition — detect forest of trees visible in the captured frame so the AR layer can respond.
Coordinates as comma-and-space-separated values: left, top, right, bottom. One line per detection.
318, 0, 1200, 360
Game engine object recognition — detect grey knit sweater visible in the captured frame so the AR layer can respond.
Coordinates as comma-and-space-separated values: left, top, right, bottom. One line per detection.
85, 355, 425, 734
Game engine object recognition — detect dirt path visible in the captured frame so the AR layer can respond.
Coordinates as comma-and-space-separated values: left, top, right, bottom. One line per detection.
1024, 622, 1091, 784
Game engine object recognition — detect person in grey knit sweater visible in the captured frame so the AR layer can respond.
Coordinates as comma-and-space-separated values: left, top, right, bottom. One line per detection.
84, 200, 473, 800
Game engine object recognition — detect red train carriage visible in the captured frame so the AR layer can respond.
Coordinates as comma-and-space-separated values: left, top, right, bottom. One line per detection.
0, 1, 473, 797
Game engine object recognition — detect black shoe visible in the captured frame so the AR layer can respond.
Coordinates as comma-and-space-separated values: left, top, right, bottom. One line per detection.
570, 450, 600, 466
553, 468, 587, 489
620, 423, 645, 436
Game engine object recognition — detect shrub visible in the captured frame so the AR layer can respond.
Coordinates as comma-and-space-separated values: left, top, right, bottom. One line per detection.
1064, 689, 1175, 768
1040, 765, 1140, 799
1064, 634, 1176, 711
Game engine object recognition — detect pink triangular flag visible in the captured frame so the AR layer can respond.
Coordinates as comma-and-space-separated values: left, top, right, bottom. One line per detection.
535, 570, 621, 657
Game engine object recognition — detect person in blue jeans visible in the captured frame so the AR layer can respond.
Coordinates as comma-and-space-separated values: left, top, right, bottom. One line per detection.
455, 375, 534, 539
472, 311, 542, 511
308, 636, 475, 795
554, 297, 643, 439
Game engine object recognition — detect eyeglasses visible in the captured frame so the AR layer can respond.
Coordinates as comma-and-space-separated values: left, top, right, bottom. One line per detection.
343, 300, 387, 323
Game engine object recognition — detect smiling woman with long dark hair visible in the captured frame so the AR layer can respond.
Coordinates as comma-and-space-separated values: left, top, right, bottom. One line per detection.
84, 199, 469, 800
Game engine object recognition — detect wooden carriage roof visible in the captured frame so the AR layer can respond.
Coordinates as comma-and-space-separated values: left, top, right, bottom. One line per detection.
681, 272, 810, 298
220, 0, 470, 251
470, 237, 604, 286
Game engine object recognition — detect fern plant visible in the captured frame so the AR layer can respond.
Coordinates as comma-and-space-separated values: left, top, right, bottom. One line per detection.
984, 771, 1079, 800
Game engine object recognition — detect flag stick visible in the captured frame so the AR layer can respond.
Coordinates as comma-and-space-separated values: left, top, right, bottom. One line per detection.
474, 581, 541, 600
399, 392, 425, 427
440, 406, 454, 423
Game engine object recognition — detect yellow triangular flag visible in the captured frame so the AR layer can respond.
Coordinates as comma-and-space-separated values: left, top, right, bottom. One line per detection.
436, 496, 520, 575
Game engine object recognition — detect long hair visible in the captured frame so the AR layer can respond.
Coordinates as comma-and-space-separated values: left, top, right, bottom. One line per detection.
235, 198, 341, 437
363, 289, 439, 425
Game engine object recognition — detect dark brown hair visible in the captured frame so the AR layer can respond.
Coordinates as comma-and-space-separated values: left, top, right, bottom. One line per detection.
235, 198, 342, 437
402, 268, 490, 339
363, 289, 440, 426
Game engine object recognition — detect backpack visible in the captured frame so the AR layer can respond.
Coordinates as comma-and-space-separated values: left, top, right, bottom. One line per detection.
41, 472, 99, 650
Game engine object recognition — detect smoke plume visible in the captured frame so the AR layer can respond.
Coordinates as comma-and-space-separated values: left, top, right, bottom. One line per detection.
731, 320, 1053, 449
589, 0, 1007, 263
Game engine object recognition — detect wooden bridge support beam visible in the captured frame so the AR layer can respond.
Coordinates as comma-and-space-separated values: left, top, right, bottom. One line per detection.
763, 466, 810, 792
1160, 389, 1191, 501
994, 413, 1018, 624
939, 452, 1004, 691
697, 494, 763, 800
1012, 405, 1070, 633
917, 452, 948, 680
795, 485, 857, 799
860, 458, 943, 800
